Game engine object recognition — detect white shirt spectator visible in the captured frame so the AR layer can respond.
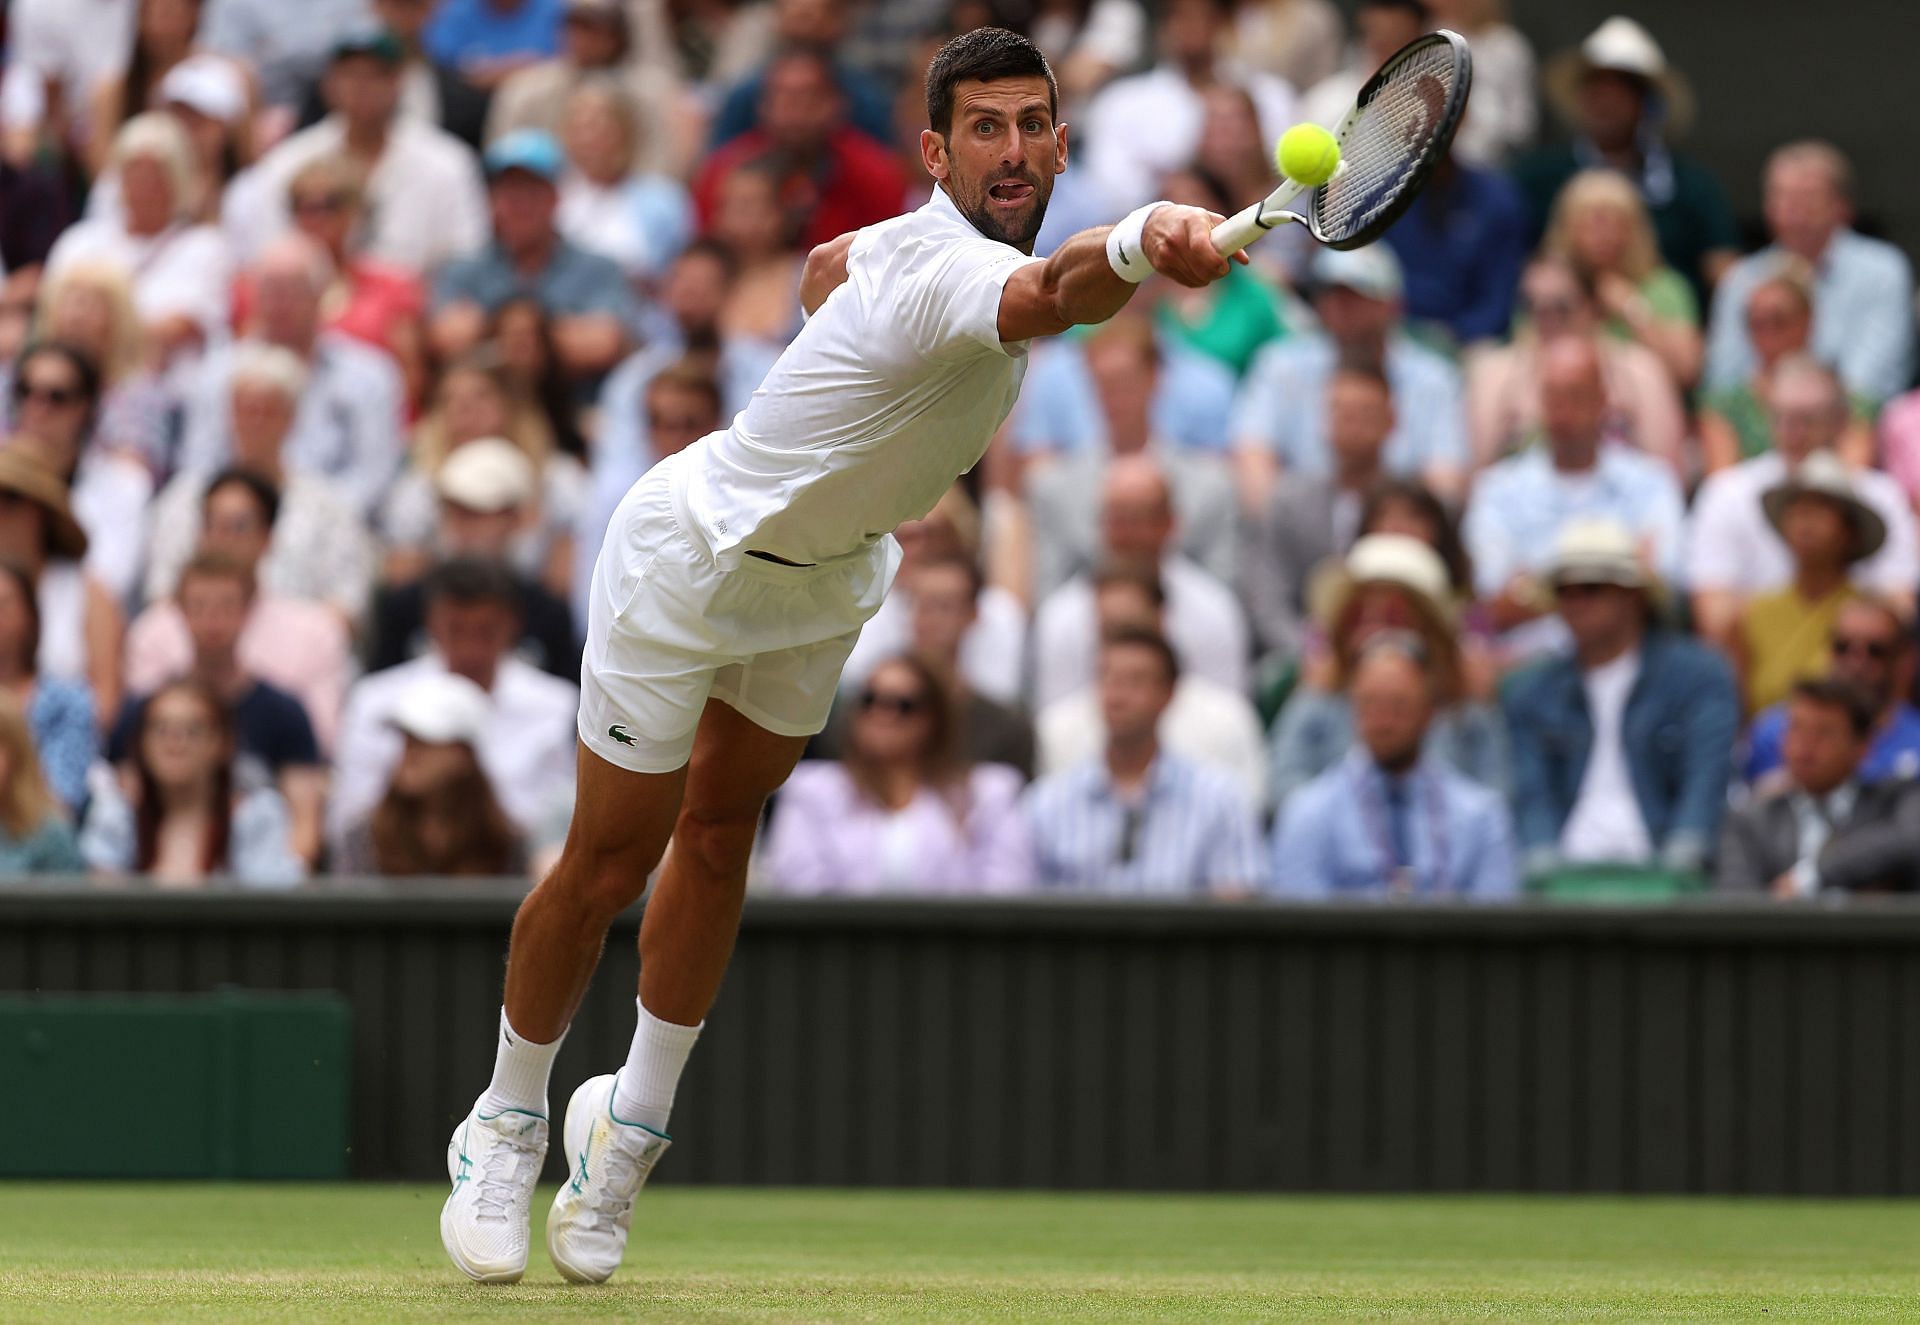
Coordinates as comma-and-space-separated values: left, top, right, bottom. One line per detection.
1558, 648, 1654, 863
327, 652, 578, 857
840, 583, 1028, 707
45, 221, 235, 348
72, 451, 154, 605
1082, 63, 1297, 211
0, 0, 136, 140
200, 0, 373, 108
1031, 556, 1250, 709
1037, 676, 1268, 808
1685, 451, 1919, 598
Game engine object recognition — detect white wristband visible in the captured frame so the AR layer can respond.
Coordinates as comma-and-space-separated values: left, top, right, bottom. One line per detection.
1106, 202, 1170, 284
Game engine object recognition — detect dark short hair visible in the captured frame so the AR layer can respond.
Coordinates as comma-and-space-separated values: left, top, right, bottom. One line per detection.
1091, 558, 1167, 609
1358, 478, 1474, 594
204, 468, 281, 531
647, 359, 723, 424
1359, 0, 1430, 20
1791, 677, 1879, 740
178, 547, 258, 601
925, 27, 1057, 137
1101, 623, 1180, 687
423, 556, 522, 615
676, 235, 739, 282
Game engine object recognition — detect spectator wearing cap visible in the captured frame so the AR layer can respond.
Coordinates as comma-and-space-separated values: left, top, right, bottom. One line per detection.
1025, 625, 1266, 894
552, 83, 694, 282
199, 0, 376, 115
45, 113, 235, 368
1462, 336, 1685, 659
328, 557, 578, 859
1503, 519, 1738, 879
1466, 256, 1685, 472
1268, 533, 1506, 811
1516, 17, 1738, 302
180, 233, 407, 520
692, 47, 907, 255
1272, 634, 1517, 899
223, 24, 489, 273
1737, 453, 1886, 715
330, 0, 491, 149
1686, 356, 1918, 648
363, 438, 581, 681
1716, 679, 1920, 897
430, 129, 643, 382
333, 672, 527, 877
1744, 596, 1920, 792
28, 263, 178, 476
109, 551, 326, 866
125, 470, 354, 751
0, 448, 123, 721
1232, 246, 1467, 512
707, 0, 894, 150
423, 0, 564, 89
1705, 142, 1914, 409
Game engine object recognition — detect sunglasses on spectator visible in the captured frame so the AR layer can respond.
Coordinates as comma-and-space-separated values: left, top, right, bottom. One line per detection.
1830, 634, 1895, 661
13, 379, 80, 408
857, 689, 926, 717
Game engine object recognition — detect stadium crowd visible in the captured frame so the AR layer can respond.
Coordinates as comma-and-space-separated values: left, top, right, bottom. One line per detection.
0, 0, 1915, 898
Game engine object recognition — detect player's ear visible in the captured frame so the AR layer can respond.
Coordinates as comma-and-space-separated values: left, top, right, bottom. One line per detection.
920, 128, 951, 182
1054, 121, 1069, 176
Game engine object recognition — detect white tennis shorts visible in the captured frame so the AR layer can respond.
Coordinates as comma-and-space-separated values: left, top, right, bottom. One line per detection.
578, 446, 900, 774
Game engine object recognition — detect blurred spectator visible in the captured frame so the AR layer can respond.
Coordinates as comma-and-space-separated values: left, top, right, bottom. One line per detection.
1298, 0, 1422, 136
1017, 0, 1153, 114
0, 560, 96, 814
355, 0, 490, 147
147, 346, 373, 618
1022, 316, 1236, 600
1705, 141, 1914, 409
6, 342, 154, 602
710, 0, 894, 148
1542, 169, 1702, 388
1744, 597, 1920, 790
553, 84, 694, 282
382, 355, 584, 598
126, 475, 353, 750
1025, 626, 1266, 894
1268, 533, 1505, 809
1012, 325, 1238, 459
328, 557, 578, 857
225, 26, 489, 273
1503, 519, 1737, 878
1233, 246, 1467, 509
424, 0, 564, 88
1717, 679, 1920, 896
0, 449, 123, 720
181, 234, 407, 519
1521, 17, 1736, 299
1736, 454, 1883, 715
0, 160, 78, 274
146, 55, 255, 222
1874, 387, 1920, 515
904, 553, 1033, 777
431, 129, 641, 381
109, 551, 325, 865
1462, 336, 1684, 655
1081, 0, 1296, 213
334, 672, 527, 876
490, 298, 588, 459
489, 0, 693, 172
1031, 455, 1248, 709
1272, 634, 1517, 899
764, 655, 1033, 894
1686, 357, 1917, 645
45, 113, 233, 367
1382, 153, 1529, 348
1242, 362, 1394, 660
695, 47, 906, 254
200, 0, 373, 114
709, 162, 809, 350
84, 0, 220, 178
0, 0, 139, 161
1424, 0, 1536, 167
81, 677, 305, 884
1355, 479, 1476, 598
364, 437, 580, 680
30, 262, 178, 473
1228, 0, 1341, 91
0, 690, 85, 875
1038, 560, 1265, 805
844, 485, 1027, 707
1466, 256, 1684, 471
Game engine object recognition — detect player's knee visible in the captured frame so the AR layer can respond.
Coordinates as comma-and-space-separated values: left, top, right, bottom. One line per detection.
669, 802, 764, 881
539, 838, 659, 922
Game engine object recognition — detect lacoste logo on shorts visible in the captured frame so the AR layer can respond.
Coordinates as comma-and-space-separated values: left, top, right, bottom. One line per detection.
608, 724, 638, 747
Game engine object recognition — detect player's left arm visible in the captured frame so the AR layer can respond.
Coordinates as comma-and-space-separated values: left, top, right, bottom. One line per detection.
800, 233, 856, 316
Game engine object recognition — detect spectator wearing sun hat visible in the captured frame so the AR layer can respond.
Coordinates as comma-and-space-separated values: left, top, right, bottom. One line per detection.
1502, 518, 1738, 878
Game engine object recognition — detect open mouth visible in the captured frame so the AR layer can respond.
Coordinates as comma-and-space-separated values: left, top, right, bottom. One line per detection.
987, 180, 1034, 207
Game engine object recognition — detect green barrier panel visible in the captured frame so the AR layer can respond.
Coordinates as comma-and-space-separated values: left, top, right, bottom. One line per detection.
1527, 865, 1709, 903
0, 990, 351, 1179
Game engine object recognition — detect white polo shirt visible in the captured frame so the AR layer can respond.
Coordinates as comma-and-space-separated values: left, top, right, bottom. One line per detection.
686, 187, 1044, 567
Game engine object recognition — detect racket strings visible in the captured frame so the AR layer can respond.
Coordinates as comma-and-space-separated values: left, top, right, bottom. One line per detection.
1315, 42, 1462, 242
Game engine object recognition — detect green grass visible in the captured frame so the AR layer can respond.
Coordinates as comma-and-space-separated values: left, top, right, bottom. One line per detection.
2, 1185, 1918, 1322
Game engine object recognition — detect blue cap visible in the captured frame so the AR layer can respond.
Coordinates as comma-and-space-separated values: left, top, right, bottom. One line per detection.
484, 130, 563, 183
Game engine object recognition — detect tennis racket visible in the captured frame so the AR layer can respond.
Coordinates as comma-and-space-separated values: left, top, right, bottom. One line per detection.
1211, 30, 1473, 257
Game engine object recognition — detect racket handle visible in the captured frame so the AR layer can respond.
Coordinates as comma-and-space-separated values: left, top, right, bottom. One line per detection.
1211, 182, 1306, 256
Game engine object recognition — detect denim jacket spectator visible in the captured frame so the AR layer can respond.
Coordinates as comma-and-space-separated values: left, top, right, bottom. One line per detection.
1501, 630, 1739, 874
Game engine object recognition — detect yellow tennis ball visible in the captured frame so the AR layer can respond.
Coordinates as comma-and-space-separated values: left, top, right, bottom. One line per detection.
1276, 123, 1341, 187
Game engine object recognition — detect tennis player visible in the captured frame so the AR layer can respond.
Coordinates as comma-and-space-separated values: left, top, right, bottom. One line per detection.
442, 26, 1241, 1284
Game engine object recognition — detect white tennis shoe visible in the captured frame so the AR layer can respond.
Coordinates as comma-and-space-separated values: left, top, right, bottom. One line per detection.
546, 1072, 672, 1284
441, 1103, 549, 1283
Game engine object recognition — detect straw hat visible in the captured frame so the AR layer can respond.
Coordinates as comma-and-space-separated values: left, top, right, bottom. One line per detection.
1762, 451, 1887, 563
1309, 534, 1458, 636
0, 444, 87, 560
1545, 17, 1695, 140
1544, 517, 1670, 613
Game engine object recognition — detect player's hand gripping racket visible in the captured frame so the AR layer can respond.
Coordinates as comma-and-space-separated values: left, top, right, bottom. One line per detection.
1211, 30, 1473, 257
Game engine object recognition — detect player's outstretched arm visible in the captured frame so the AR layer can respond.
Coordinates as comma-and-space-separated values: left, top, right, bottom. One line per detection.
997, 203, 1239, 343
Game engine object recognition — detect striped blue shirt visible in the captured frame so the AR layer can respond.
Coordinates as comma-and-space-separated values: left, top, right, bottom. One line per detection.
1023, 754, 1268, 894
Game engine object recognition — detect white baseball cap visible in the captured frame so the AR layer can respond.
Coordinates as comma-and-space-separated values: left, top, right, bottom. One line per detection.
436, 438, 536, 514
1311, 244, 1404, 302
387, 673, 490, 746
160, 55, 248, 124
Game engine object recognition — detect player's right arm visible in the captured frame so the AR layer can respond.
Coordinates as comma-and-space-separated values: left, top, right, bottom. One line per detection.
996, 204, 1238, 343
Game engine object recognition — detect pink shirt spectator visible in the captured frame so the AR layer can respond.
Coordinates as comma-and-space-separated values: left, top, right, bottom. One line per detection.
122, 594, 351, 752
761, 762, 1035, 895
1467, 338, 1686, 473
1878, 389, 1920, 506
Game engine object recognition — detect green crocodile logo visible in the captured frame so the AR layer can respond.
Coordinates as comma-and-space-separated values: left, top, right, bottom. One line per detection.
608, 725, 638, 747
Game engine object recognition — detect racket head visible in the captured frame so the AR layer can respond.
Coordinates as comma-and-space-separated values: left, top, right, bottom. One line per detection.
1306, 30, 1474, 250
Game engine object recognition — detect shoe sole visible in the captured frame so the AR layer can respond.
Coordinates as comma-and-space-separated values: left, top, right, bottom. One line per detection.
443, 1126, 530, 1284
547, 1076, 614, 1284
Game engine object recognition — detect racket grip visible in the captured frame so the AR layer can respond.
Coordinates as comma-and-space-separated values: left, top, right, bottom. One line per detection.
1210, 202, 1269, 257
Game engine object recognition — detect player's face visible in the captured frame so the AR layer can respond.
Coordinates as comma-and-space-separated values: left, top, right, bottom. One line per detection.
925, 76, 1064, 254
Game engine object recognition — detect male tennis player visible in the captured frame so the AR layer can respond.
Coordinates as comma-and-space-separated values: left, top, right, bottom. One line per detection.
442, 26, 1241, 1284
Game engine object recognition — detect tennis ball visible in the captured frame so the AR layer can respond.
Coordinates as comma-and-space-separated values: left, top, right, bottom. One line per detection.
1275, 123, 1341, 187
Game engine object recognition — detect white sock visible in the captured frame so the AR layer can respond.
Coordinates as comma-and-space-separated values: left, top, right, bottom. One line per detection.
477, 1007, 566, 1118
610, 999, 702, 1134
